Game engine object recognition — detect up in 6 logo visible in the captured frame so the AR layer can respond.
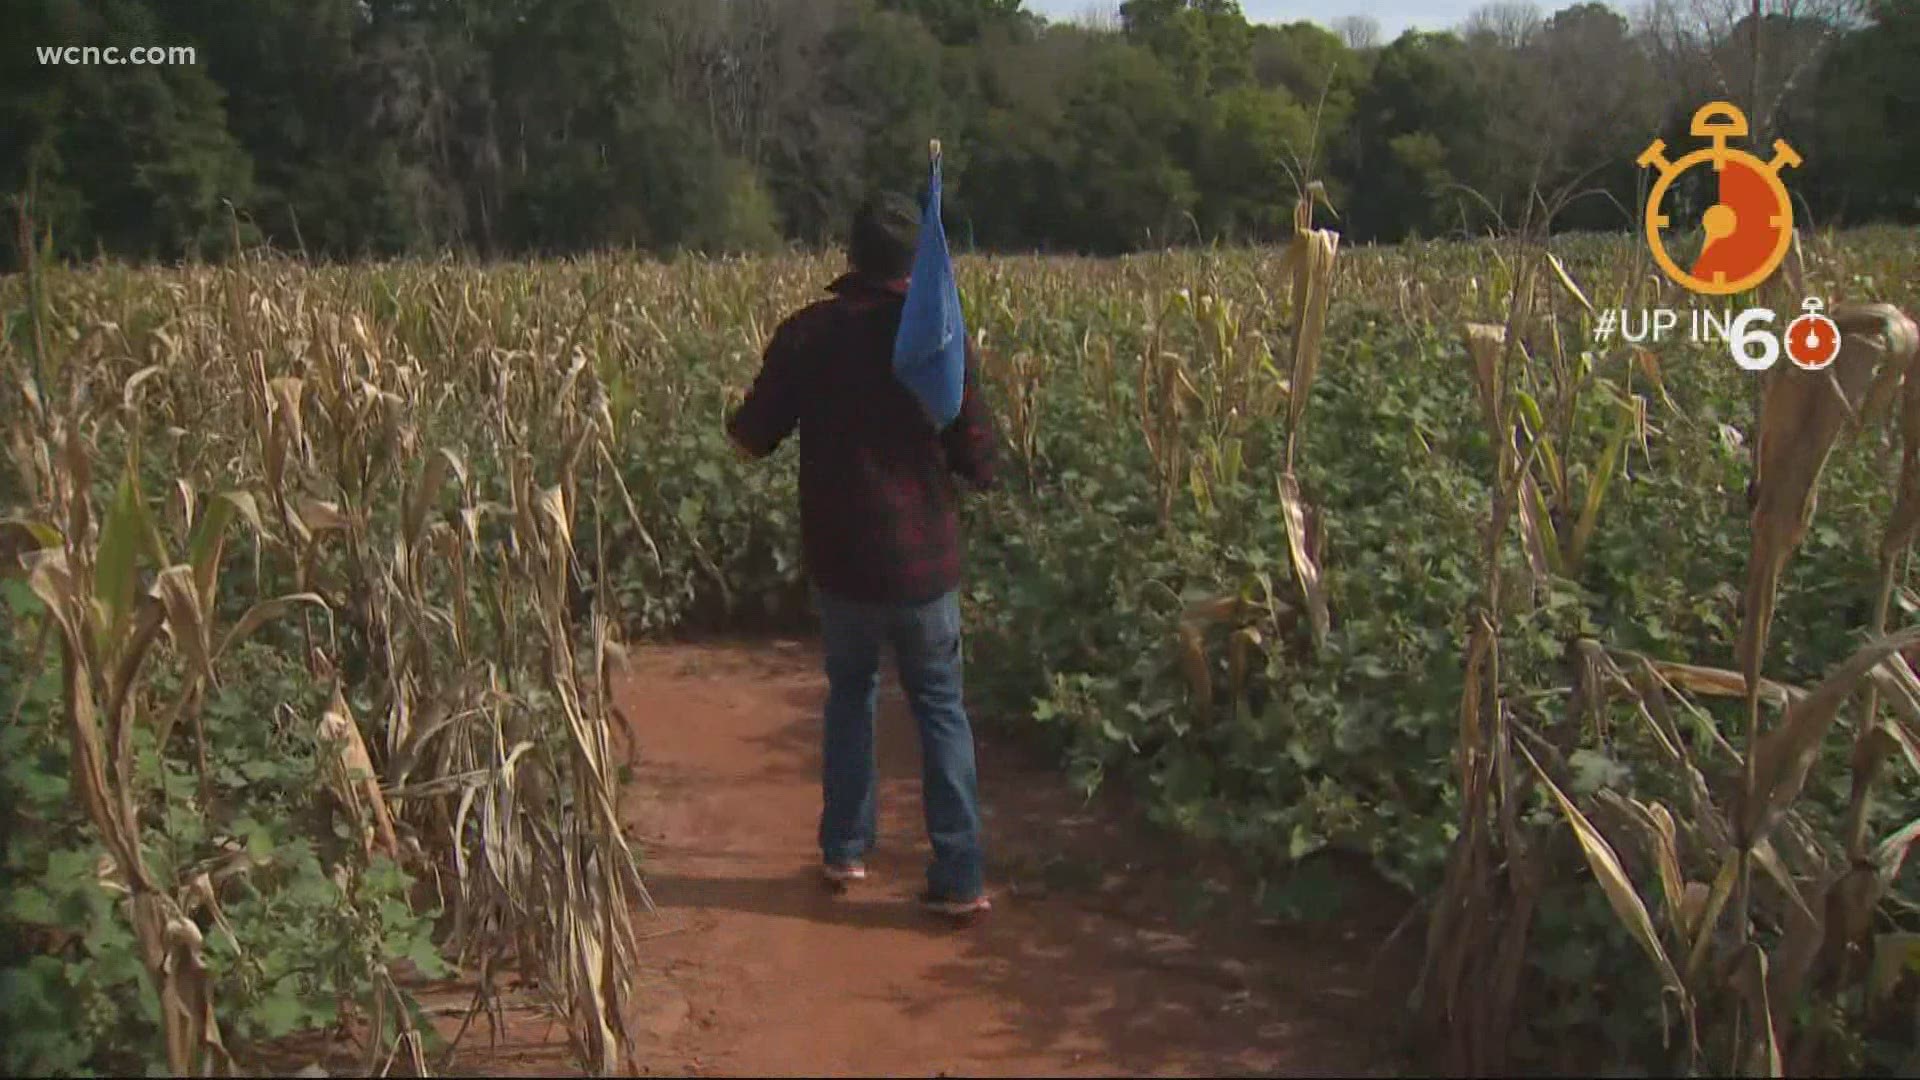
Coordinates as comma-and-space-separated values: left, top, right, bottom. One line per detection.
1590, 101, 1838, 372
1638, 100, 1798, 295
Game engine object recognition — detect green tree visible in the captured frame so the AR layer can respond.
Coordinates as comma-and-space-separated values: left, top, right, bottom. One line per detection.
6, 0, 1911, 262
153, 0, 420, 257
1806, 0, 1920, 221
1248, 20, 1369, 204
764, 5, 957, 244
1118, 0, 1252, 94
1056, 41, 1197, 251
950, 22, 1100, 250
877, 0, 1037, 45
1193, 85, 1317, 241
1341, 30, 1491, 240
3, 0, 252, 263
1251, 20, 1367, 112
477, 0, 742, 253
1528, 2, 1662, 231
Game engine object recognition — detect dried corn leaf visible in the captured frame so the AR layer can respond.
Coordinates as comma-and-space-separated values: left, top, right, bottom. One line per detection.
1228, 627, 1258, 706
1514, 471, 1556, 584
1877, 815, 1920, 887
1869, 933, 1920, 1003
1741, 305, 1917, 692
1284, 222, 1339, 465
151, 565, 213, 685
1519, 741, 1686, 1007
1278, 473, 1328, 651
1744, 628, 1920, 843
214, 593, 328, 662
1646, 661, 1803, 710
294, 497, 352, 536
1175, 621, 1212, 713
319, 685, 398, 858
1182, 594, 1243, 626
1464, 323, 1505, 436
1727, 943, 1783, 1078
1606, 794, 1686, 931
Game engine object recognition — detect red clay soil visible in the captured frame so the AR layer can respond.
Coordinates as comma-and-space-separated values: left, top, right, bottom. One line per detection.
290, 639, 1419, 1077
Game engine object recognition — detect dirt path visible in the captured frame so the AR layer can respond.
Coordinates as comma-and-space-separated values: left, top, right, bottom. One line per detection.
389, 639, 1413, 1077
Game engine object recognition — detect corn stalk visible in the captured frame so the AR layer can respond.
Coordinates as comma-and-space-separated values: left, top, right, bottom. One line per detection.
1420, 271, 1920, 1074
1, 243, 659, 1075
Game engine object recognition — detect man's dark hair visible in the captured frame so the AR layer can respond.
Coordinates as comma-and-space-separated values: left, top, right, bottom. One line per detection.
848, 193, 920, 281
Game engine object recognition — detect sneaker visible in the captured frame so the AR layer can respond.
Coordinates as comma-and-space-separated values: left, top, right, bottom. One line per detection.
822, 861, 868, 890
919, 890, 992, 920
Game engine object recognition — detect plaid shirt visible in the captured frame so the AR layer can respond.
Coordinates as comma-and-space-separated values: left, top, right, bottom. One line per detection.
728, 272, 998, 605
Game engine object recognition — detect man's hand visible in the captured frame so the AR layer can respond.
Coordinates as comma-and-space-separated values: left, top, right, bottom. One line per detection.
729, 322, 801, 462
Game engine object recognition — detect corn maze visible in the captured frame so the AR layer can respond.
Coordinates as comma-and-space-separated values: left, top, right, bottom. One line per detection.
4, 218, 1919, 1076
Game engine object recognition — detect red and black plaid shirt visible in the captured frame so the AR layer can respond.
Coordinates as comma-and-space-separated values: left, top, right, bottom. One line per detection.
727, 272, 998, 605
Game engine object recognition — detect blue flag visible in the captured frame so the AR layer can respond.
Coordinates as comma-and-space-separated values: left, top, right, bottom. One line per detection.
892, 144, 967, 430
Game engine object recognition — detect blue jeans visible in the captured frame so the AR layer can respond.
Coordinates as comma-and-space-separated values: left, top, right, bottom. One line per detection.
815, 587, 984, 901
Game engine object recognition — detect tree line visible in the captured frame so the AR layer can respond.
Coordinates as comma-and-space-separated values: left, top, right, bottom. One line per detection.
2, 0, 1914, 267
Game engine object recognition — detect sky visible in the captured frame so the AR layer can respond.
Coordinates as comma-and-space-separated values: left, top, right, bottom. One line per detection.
1025, 1, 1483, 40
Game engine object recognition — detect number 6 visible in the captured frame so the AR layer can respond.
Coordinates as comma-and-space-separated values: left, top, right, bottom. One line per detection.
1729, 308, 1779, 371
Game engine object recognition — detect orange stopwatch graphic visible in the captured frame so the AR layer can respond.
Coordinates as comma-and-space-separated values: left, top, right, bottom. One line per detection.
1784, 297, 1840, 370
1637, 102, 1801, 296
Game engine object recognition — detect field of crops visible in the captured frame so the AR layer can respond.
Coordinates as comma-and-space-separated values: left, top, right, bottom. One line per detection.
4, 222, 1919, 1077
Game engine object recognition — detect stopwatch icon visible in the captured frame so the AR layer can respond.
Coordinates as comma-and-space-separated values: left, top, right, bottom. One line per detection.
1637, 102, 1801, 296
1785, 297, 1840, 370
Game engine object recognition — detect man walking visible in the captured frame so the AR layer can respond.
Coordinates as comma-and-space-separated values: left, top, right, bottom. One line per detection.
727, 193, 998, 919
